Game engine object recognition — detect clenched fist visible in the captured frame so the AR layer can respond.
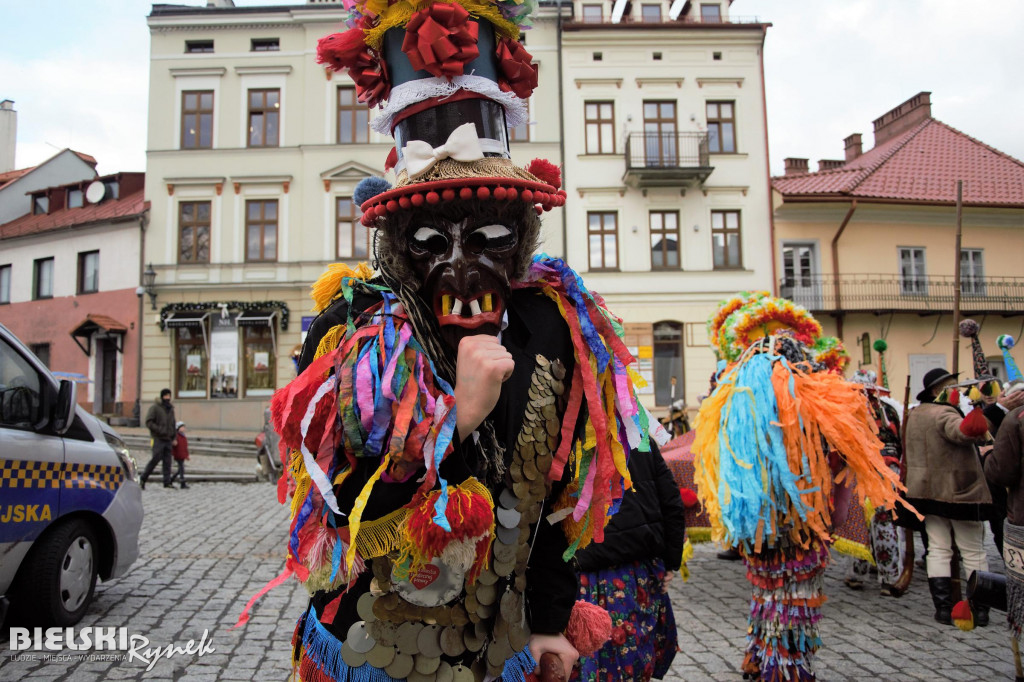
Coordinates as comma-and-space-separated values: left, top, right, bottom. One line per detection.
454, 334, 515, 439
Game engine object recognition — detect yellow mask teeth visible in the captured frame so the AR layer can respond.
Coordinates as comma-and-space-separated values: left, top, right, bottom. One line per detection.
482, 294, 492, 313
441, 294, 452, 316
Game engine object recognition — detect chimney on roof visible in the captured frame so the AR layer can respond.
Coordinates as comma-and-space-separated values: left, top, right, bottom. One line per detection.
818, 159, 845, 172
872, 91, 932, 148
844, 133, 863, 162
783, 158, 809, 176
0, 99, 16, 174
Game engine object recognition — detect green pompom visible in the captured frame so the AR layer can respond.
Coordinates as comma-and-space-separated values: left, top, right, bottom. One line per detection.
873, 339, 888, 353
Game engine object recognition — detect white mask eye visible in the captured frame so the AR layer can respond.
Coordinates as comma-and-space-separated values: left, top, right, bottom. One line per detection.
466, 224, 515, 252
411, 226, 449, 254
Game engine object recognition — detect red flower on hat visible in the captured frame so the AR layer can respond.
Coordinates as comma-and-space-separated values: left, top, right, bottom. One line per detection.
316, 29, 367, 72
402, 2, 480, 79
350, 49, 391, 108
496, 37, 538, 99
526, 159, 561, 189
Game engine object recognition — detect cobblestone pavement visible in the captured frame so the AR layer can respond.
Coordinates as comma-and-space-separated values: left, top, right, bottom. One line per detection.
1, 480, 1016, 681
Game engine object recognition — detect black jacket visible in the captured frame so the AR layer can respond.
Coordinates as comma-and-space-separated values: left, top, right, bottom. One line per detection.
304, 285, 579, 637
574, 442, 687, 573
145, 398, 176, 441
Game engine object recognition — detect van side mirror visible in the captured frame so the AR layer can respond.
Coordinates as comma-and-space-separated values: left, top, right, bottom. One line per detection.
53, 379, 77, 435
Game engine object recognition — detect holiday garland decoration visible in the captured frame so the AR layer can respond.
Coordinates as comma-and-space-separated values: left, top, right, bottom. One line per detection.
716, 296, 821, 362
158, 301, 289, 331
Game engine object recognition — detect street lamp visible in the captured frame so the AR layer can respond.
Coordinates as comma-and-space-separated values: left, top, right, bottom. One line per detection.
142, 263, 158, 310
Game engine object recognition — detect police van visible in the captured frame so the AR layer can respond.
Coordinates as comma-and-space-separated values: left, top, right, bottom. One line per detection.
0, 322, 142, 626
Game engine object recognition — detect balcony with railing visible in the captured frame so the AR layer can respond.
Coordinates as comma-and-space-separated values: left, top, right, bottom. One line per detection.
779, 275, 1024, 315
623, 132, 713, 187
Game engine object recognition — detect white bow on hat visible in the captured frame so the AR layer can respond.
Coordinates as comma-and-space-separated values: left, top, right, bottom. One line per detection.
405, 122, 484, 179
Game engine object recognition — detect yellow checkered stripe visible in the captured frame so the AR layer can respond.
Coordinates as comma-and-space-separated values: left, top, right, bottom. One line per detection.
0, 459, 123, 490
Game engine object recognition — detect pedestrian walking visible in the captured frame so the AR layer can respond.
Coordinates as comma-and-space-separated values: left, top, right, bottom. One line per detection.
141, 388, 176, 489
904, 368, 994, 626
171, 421, 190, 489
571, 445, 686, 682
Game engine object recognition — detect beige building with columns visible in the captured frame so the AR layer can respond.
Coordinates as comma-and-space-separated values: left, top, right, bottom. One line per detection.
773, 92, 1024, 404
142, 0, 773, 428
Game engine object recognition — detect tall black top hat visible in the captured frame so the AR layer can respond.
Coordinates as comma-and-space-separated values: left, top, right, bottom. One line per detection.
316, 0, 565, 225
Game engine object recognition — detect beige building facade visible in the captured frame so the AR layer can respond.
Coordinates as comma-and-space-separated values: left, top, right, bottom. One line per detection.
773, 93, 1024, 403
143, 0, 773, 427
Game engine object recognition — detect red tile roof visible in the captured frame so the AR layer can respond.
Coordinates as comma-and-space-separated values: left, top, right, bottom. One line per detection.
773, 119, 1024, 207
71, 314, 129, 337
0, 186, 147, 240
0, 166, 34, 191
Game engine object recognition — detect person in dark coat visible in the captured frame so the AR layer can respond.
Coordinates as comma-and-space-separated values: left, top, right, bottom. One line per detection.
571, 444, 686, 682
141, 388, 176, 489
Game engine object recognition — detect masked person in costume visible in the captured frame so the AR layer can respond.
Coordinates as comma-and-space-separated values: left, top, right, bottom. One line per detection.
266, 3, 659, 681
693, 295, 913, 681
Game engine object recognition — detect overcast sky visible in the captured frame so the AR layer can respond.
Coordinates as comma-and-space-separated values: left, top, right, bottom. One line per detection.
3, 0, 1022, 176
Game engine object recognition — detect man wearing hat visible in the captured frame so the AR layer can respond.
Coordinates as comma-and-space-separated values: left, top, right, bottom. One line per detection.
905, 368, 994, 625
264, 1, 657, 680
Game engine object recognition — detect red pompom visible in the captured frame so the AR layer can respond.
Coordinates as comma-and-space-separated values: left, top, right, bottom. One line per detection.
411, 193, 425, 207
459, 187, 473, 200
476, 186, 490, 200
426, 191, 440, 204
521, 189, 533, 202
398, 196, 411, 209
565, 600, 612, 656
679, 487, 699, 508
506, 188, 518, 200
442, 189, 455, 201
316, 30, 367, 71
960, 407, 989, 438
526, 158, 562, 189
951, 599, 974, 631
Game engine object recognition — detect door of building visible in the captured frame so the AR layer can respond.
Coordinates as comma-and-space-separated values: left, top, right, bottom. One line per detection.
909, 353, 946, 403
781, 242, 821, 310
653, 321, 684, 407
643, 101, 677, 167
100, 339, 118, 414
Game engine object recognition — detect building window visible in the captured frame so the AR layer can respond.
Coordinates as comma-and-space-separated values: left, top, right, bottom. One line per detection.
246, 200, 278, 262
77, 251, 99, 295
243, 325, 276, 397
650, 211, 679, 269
643, 100, 677, 166
711, 210, 742, 269
961, 248, 985, 296
899, 247, 927, 295
582, 4, 603, 22
336, 196, 368, 260
251, 38, 280, 51
707, 101, 736, 153
337, 87, 369, 144
32, 194, 48, 215
67, 188, 83, 209
185, 40, 213, 53
181, 90, 214, 149
508, 99, 530, 142
33, 258, 54, 300
584, 101, 615, 155
176, 325, 208, 398
248, 88, 280, 148
179, 201, 212, 263
641, 4, 662, 22
0, 264, 10, 304
29, 343, 50, 368
587, 212, 618, 270
653, 321, 684, 407
700, 3, 721, 22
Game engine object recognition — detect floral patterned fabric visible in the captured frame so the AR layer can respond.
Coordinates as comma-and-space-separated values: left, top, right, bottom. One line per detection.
572, 558, 677, 682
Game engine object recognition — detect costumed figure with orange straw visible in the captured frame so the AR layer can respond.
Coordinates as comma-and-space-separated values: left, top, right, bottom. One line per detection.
693, 295, 915, 681
249, 1, 666, 680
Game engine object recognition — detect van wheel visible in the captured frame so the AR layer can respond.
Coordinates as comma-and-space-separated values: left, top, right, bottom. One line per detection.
12, 519, 98, 626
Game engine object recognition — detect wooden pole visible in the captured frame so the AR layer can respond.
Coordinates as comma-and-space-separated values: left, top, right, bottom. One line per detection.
952, 180, 964, 374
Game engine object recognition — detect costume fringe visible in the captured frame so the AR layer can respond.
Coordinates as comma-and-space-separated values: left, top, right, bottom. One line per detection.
742, 540, 829, 682
500, 646, 539, 682
311, 262, 374, 313
352, 506, 411, 559
830, 536, 875, 564
298, 607, 404, 682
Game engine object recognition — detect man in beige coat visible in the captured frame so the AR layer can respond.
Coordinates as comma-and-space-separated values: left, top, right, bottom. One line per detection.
904, 368, 992, 625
